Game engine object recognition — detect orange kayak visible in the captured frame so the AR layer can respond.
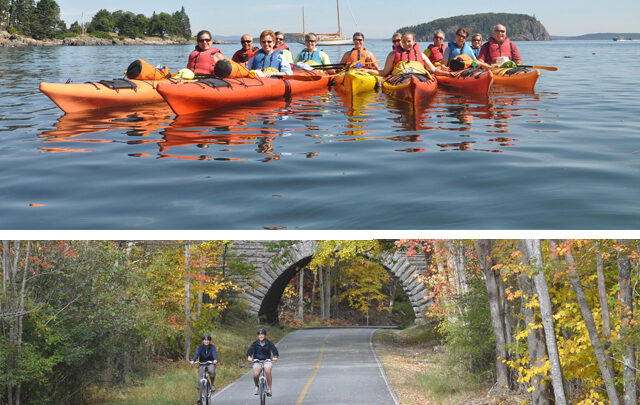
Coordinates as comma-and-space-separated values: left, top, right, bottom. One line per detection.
40, 78, 172, 113
490, 66, 540, 89
381, 73, 437, 104
437, 67, 493, 94
157, 71, 330, 115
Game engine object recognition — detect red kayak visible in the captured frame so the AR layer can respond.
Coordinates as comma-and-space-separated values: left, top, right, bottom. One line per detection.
157, 71, 330, 115
436, 67, 493, 94
381, 73, 437, 105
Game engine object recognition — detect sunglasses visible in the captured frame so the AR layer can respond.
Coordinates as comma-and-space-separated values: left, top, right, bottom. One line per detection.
261, 40, 273, 44
434, 37, 444, 40
276, 37, 284, 41
392, 39, 401, 43
494, 30, 506, 33
306, 39, 316, 43
456, 34, 467, 39
353, 38, 363, 42
197, 38, 211, 43
472, 38, 482, 42
241, 40, 252, 44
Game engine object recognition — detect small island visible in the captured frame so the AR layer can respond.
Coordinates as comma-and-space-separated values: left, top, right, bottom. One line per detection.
397, 12, 551, 42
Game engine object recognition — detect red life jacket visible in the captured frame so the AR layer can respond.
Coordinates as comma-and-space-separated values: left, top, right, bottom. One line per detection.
274, 44, 290, 51
480, 37, 518, 64
232, 47, 259, 64
426, 43, 445, 63
345, 48, 373, 65
187, 46, 222, 75
393, 43, 424, 65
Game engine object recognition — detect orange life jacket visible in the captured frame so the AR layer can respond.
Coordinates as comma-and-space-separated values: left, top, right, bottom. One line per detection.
345, 48, 373, 66
393, 43, 424, 65
187, 46, 222, 75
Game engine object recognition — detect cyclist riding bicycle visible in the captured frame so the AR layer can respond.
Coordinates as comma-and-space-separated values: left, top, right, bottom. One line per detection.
190, 333, 218, 404
247, 328, 279, 397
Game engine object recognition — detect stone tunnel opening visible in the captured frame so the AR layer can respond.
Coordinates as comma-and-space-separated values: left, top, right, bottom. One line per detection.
257, 255, 422, 325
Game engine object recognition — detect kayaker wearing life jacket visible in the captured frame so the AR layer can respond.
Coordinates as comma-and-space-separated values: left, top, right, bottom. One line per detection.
379, 32, 453, 77
477, 24, 523, 65
470, 33, 483, 58
442, 27, 476, 66
187, 30, 224, 75
247, 29, 293, 77
232, 34, 259, 66
294, 33, 331, 66
274, 31, 294, 65
424, 30, 447, 65
339, 32, 379, 69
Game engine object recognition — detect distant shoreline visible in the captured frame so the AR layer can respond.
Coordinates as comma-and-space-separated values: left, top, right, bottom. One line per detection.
0, 31, 231, 47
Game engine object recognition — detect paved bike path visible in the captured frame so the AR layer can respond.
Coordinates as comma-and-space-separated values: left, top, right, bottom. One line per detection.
213, 327, 399, 405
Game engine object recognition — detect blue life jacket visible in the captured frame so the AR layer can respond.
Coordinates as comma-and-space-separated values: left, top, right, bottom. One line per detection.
248, 49, 284, 71
447, 41, 475, 62
297, 48, 325, 64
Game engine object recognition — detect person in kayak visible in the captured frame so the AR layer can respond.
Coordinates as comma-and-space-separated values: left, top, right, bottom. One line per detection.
442, 27, 476, 66
477, 24, 523, 65
247, 30, 293, 77
190, 333, 219, 404
424, 29, 447, 65
274, 31, 294, 65
247, 328, 279, 397
339, 32, 379, 69
294, 33, 331, 66
232, 34, 259, 66
187, 30, 225, 75
379, 32, 453, 77
391, 32, 402, 51
470, 33, 483, 58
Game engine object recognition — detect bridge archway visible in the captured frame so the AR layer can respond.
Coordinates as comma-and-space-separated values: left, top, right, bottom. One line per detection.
235, 241, 429, 324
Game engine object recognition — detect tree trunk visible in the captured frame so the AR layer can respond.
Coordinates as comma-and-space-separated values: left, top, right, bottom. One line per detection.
595, 245, 612, 340
561, 242, 619, 405
474, 239, 510, 390
311, 269, 317, 315
520, 239, 567, 405
448, 240, 468, 295
325, 265, 331, 319
297, 268, 304, 321
617, 240, 637, 405
184, 241, 192, 362
389, 279, 397, 310
517, 249, 552, 405
319, 267, 325, 319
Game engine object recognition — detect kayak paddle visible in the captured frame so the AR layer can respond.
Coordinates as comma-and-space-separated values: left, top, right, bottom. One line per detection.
519, 65, 558, 71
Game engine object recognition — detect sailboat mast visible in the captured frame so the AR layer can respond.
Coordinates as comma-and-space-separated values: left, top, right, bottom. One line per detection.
302, 6, 306, 35
336, 0, 342, 37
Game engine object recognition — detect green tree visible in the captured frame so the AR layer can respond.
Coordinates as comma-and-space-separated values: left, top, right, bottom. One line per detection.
173, 6, 191, 39
30, 0, 62, 39
88, 8, 114, 33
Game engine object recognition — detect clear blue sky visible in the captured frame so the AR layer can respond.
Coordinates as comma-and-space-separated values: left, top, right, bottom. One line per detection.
56, 0, 639, 38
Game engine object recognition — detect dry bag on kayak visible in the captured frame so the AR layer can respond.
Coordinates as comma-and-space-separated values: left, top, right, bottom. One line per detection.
449, 54, 475, 71
126, 59, 170, 80
214, 59, 251, 79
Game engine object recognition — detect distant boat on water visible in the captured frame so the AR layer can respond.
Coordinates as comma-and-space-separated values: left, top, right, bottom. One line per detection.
293, 0, 353, 46
613, 36, 633, 41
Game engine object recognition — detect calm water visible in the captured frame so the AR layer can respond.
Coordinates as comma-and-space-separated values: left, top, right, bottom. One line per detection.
0, 40, 638, 229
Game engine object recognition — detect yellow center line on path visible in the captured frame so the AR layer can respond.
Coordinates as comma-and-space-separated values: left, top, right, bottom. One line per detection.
295, 333, 332, 405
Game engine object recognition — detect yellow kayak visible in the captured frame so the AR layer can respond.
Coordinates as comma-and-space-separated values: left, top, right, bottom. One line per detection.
334, 69, 379, 94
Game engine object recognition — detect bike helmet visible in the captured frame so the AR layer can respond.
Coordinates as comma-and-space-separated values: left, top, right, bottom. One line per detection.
202, 333, 212, 340
257, 328, 267, 335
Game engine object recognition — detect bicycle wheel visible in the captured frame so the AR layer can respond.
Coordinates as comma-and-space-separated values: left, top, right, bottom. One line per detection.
260, 379, 266, 405
201, 381, 210, 405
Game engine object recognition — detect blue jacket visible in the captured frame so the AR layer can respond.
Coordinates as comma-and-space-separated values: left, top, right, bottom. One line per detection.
247, 49, 292, 74
247, 339, 279, 360
444, 41, 476, 62
192, 343, 218, 362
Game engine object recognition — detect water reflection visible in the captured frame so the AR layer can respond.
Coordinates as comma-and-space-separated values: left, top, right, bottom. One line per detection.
37, 85, 543, 158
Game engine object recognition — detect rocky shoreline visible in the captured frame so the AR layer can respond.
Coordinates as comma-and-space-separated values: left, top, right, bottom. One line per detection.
0, 31, 230, 47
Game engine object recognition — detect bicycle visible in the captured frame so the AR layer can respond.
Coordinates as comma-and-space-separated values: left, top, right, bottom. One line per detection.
253, 359, 271, 405
197, 360, 215, 405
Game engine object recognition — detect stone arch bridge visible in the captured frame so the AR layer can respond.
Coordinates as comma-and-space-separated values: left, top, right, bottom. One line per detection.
228, 241, 430, 324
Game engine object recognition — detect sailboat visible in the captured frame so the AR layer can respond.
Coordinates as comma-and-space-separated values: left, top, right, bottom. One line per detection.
296, 0, 353, 46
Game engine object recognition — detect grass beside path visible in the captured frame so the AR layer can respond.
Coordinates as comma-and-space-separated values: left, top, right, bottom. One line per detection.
373, 325, 493, 405
92, 322, 290, 405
